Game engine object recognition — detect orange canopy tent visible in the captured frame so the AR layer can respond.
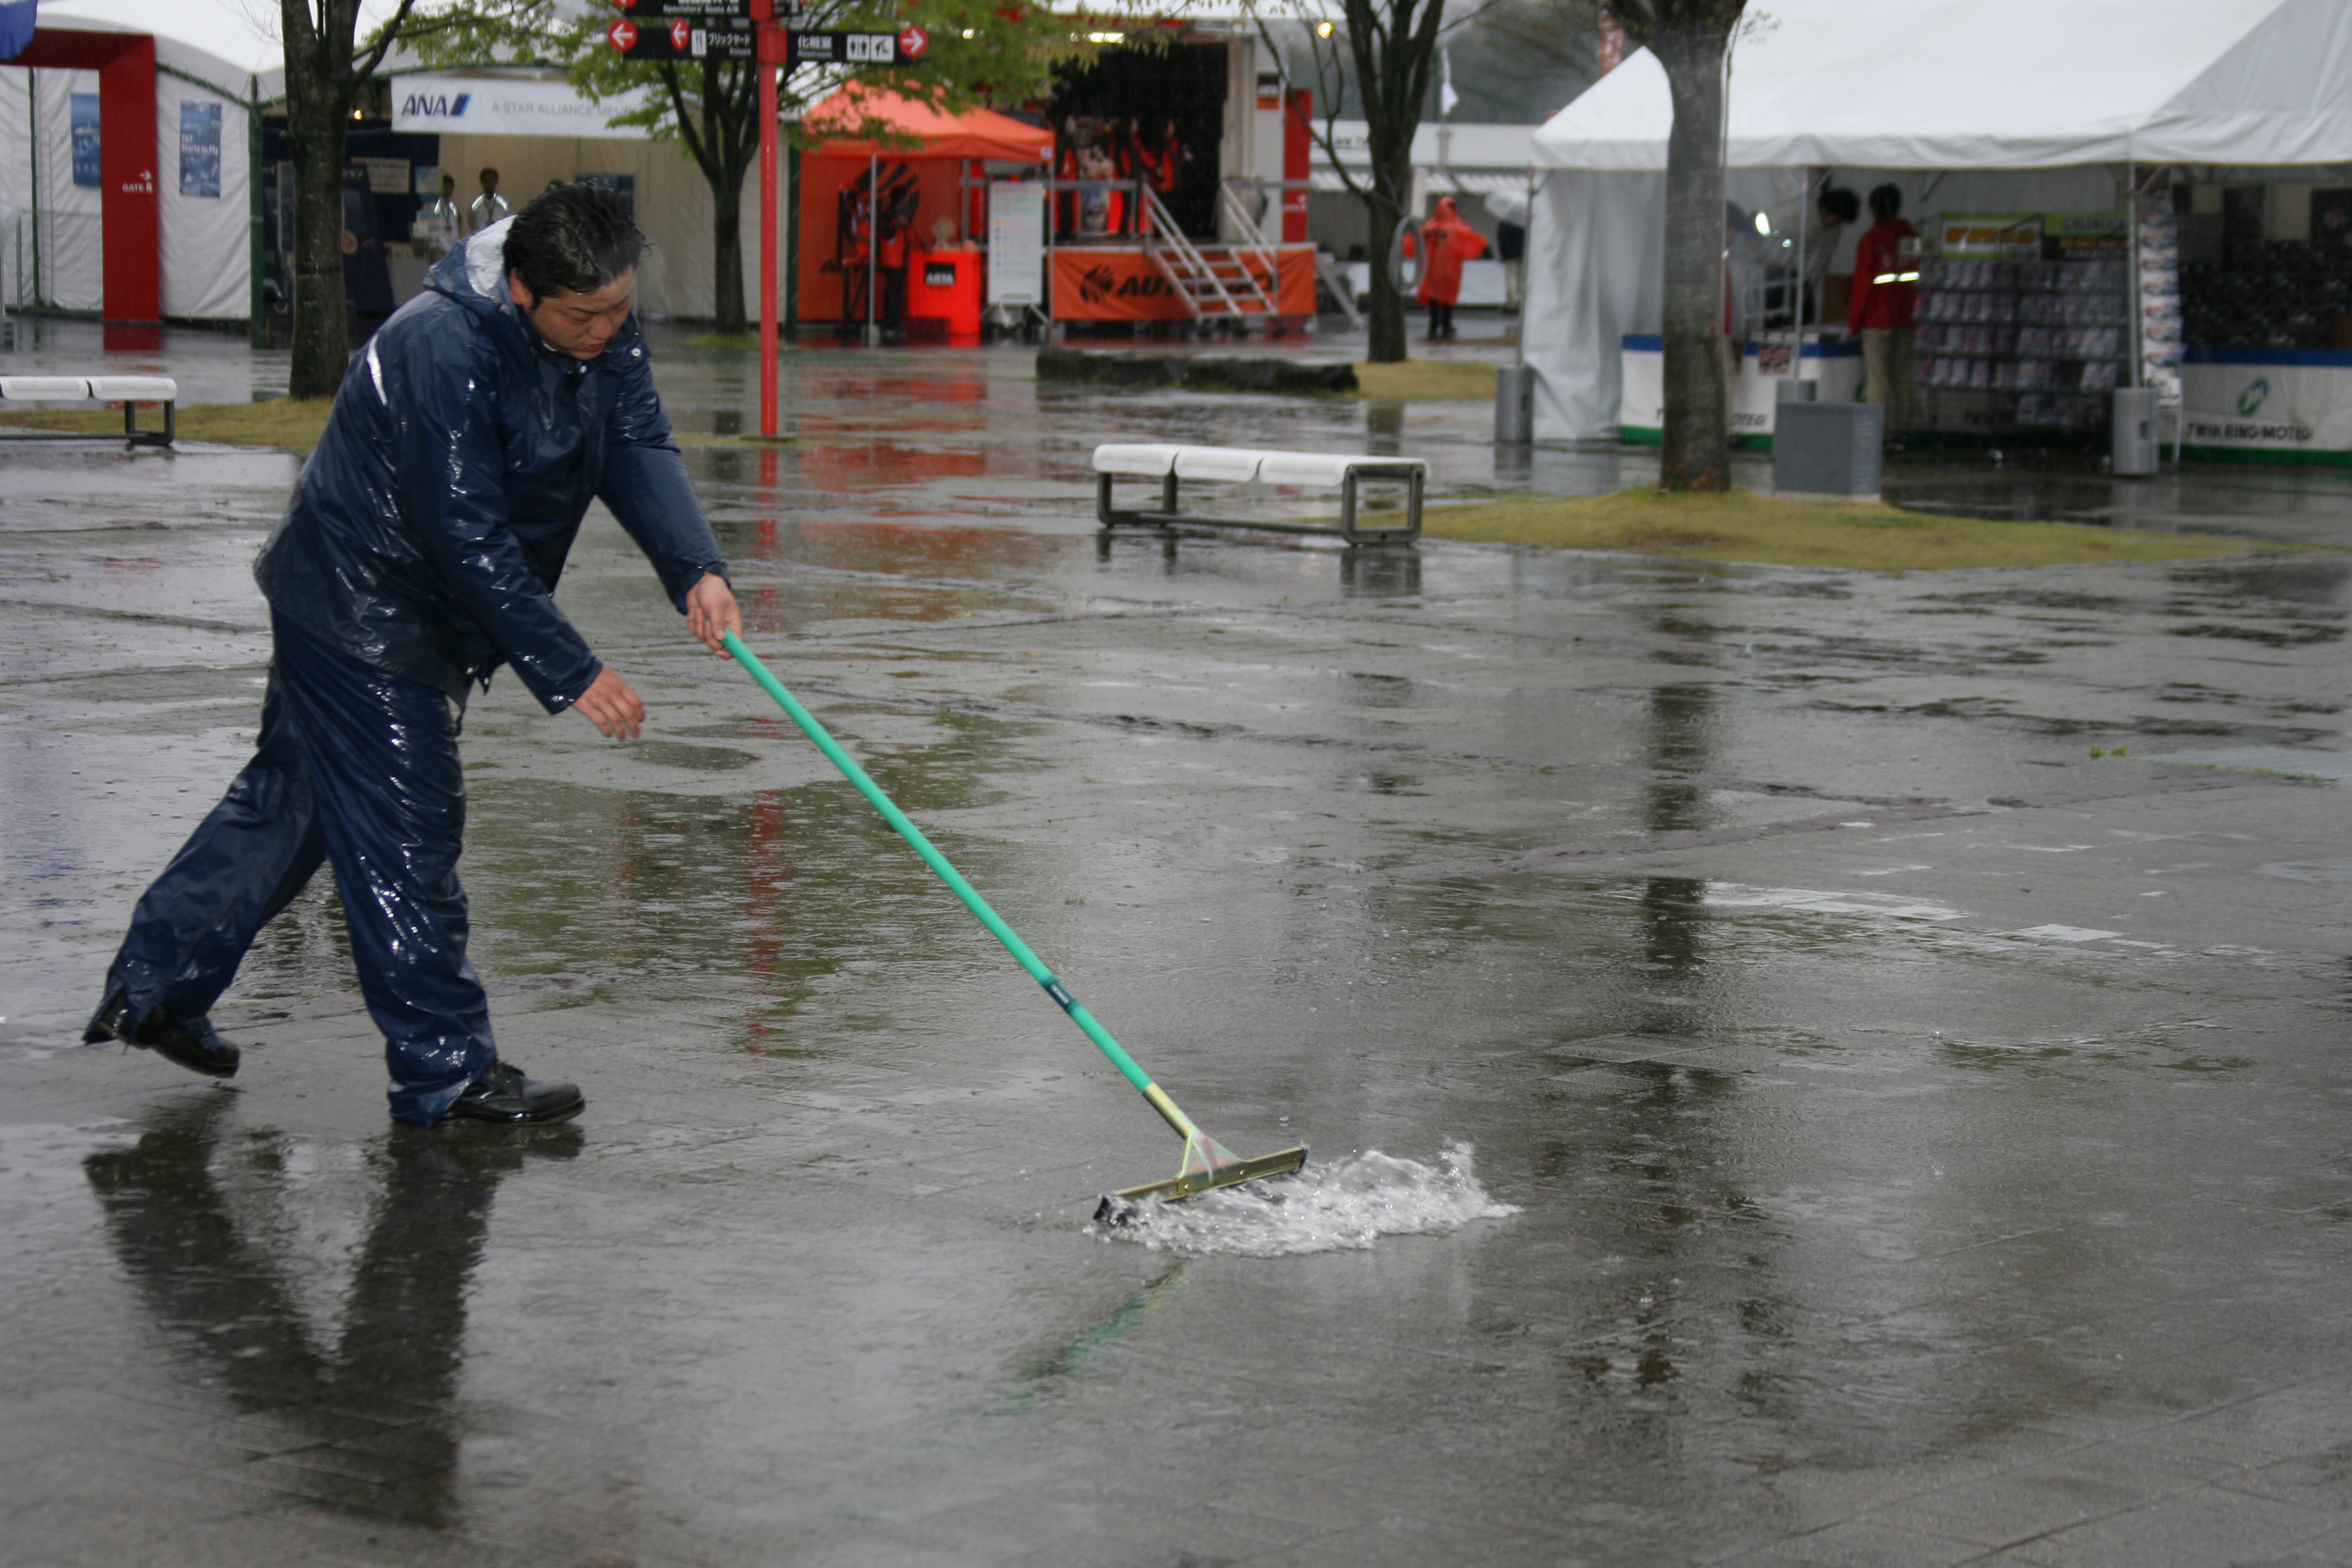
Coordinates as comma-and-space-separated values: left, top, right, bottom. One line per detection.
798, 86, 1052, 327
802, 85, 1055, 163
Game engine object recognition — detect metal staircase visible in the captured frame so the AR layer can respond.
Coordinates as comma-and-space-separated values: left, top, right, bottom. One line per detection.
1139, 187, 1285, 326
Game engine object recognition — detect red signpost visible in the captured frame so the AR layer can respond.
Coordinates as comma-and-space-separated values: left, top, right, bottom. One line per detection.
608, 0, 921, 435
754, 0, 780, 437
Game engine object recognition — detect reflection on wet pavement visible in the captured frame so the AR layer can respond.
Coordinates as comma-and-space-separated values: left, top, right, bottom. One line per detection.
83, 1098, 577, 1528
10, 325, 2352, 1565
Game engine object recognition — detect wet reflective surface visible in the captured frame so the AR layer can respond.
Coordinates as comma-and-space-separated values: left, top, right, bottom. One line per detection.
11, 322, 2352, 1565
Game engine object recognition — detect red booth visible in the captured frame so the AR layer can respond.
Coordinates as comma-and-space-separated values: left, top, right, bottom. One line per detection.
798, 86, 1052, 336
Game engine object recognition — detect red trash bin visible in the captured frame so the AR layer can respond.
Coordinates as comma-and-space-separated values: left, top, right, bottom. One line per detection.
907, 248, 982, 342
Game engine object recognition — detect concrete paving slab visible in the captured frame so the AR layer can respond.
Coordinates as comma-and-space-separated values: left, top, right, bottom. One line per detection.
13, 329, 2352, 1565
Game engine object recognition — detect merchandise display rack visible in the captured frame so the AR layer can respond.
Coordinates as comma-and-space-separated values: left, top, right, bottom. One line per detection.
1912, 252, 2128, 434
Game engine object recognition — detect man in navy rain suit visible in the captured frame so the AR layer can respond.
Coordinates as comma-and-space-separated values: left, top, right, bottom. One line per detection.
86, 182, 742, 1126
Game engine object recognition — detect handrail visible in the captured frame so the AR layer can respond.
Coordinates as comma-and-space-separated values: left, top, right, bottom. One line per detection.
1142, 187, 1246, 319
1216, 181, 1283, 289
1214, 185, 1283, 319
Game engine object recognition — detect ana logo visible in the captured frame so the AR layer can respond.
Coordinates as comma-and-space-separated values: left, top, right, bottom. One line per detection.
2239, 377, 2270, 417
401, 92, 471, 117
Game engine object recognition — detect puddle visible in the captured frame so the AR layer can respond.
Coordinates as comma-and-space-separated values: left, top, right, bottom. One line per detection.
1088, 1140, 1516, 1256
2141, 745, 2352, 782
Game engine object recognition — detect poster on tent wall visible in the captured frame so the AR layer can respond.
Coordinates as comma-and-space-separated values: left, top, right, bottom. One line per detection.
1047, 246, 1316, 322
2181, 351, 2352, 462
70, 93, 99, 186
157, 89, 254, 322
987, 181, 1043, 307
179, 101, 221, 199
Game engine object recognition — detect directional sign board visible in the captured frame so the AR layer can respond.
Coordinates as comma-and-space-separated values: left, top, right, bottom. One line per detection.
609, 12, 756, 57
611, 0, 751, 15
783, 28, 918, 66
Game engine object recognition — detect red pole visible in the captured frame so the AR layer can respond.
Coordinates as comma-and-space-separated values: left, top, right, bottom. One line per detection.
755, 0, 782, 436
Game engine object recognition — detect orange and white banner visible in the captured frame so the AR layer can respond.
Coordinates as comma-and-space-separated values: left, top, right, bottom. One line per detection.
1050, 246, 1317, 322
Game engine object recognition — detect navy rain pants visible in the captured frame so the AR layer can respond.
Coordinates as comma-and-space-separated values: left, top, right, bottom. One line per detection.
98, 614, 496, 1124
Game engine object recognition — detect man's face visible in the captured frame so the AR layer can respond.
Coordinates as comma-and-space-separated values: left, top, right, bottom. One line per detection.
481, 173, 499, 196
510, 269, 636, 360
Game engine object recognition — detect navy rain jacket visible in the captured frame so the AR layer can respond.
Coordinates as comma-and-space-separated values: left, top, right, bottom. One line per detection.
254, 217, 728, 711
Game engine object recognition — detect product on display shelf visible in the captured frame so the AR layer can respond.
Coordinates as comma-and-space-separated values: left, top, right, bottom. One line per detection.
1909, 211, 2133, 436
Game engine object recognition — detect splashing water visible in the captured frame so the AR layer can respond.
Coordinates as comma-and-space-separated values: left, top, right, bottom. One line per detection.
1088, 1141, 1517, 1257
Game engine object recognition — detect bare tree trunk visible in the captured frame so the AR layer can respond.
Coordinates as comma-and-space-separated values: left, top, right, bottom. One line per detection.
1653, 23, 1731, 491
660, 59, 756, 332
1363, 154, 1410, 363
711, 170, 745, 333
280, 0, 414, 398
1297, 0, 1445, 365
282, 0, 360, 399
285, 100, 350, 398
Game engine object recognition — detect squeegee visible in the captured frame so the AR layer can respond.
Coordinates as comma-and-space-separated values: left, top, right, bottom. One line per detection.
724, 632, 1306, 1216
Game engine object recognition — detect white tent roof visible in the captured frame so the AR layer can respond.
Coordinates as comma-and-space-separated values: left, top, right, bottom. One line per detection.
1532, 0, 2352, 172
11, 9, 283, 97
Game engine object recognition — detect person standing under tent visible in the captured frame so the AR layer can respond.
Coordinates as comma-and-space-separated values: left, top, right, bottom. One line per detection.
83, 183, 742, 1128
468, 166, 511, 234
1138, 119, 1181, 236
1806, 186, 1859, 324
877, 192, 916, 342
1484, 191, 1529, 315
1414, 195, 1487, 339
1053, 120, 1081, 239
1849, 183, 1920, 433
418, 173, 462, 258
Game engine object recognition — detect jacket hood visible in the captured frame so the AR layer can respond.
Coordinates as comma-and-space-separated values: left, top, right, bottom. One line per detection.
1432, 196, 1459, 220
424, 217, 518, 317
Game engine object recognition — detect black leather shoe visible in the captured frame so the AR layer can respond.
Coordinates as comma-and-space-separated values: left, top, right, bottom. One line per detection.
88, 993, 241, 1079
445, 1061, 583, 1125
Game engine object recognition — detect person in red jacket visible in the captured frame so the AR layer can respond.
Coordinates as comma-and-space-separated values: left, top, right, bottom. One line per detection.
1847, 183, 1920, 434
1414, 195, 1488, 339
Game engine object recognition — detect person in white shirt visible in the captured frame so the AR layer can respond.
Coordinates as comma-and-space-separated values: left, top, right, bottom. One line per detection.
467, 167, 511, 234
418, 173, 460, 256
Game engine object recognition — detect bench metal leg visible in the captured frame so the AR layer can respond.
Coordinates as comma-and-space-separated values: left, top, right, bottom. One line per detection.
1097, 470, 1181, 530
1338, 467, 1424, 546
119, 398, 176, 448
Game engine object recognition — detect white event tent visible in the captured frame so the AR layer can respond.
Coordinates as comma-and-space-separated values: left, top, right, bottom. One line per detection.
1522, 0, 2352, 444
1, 16, 279, 324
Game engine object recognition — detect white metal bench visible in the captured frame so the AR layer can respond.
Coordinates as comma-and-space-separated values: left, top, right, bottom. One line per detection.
0, 375, 178, 446
1093, 443, 1426, 545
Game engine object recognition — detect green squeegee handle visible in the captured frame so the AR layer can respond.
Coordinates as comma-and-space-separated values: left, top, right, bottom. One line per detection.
722, 631, 1165, 1106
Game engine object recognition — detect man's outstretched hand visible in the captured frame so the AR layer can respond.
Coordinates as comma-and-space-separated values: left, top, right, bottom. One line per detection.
685, 572, 744, 657
574, 667, 646, 740
574, 575, 738, 740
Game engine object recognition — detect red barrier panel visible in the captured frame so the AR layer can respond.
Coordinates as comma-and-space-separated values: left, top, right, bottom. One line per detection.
12, 28, 160, 325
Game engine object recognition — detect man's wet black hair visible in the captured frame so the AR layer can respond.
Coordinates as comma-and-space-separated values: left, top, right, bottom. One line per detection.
1819, 187, 1860, 224
503, 182, 648, 300
1868, 183, 1903, 221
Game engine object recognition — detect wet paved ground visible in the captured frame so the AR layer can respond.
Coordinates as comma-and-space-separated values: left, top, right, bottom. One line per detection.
11, 318, 2352, 1566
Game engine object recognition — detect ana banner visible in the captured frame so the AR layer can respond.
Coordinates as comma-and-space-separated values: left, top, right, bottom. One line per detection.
391, 75, 652, 140
1048, 246, 1316, 322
